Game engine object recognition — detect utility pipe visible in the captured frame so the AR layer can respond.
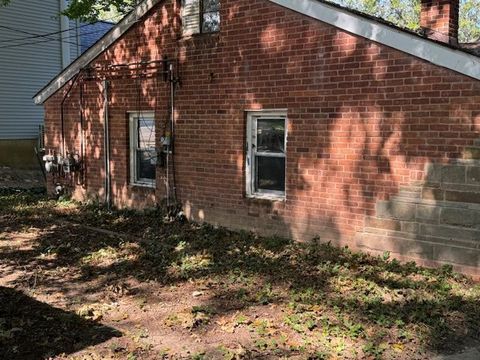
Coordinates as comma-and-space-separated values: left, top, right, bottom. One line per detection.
169, 63, 177, 203
79, 80, 85, 186
103, 80, 112, 209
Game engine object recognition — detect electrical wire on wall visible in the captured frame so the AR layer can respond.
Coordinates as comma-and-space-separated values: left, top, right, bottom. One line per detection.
129, 8, 179, 211
133, 58, 179, 210
41, 30, 180, 205
135, 61, 156, 147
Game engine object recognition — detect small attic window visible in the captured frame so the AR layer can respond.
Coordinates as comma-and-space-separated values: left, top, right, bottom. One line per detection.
182, 0, 220, 36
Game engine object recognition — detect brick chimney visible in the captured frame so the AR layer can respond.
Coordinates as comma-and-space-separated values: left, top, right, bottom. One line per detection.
420, 0, 459, 45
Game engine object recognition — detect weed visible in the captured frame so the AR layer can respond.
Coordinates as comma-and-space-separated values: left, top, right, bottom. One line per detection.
178, 253, 212, 276
363, 341, 388, 359
191, 305, 216, 315
234, 313, 250, 326
284, 312, 317, 333
2, 191, 480, 360
255, 283, 275, 305
191, 351, 206, 360
344, 320, 364, 339
234, 287, 249, 302
261, 236, 292, 252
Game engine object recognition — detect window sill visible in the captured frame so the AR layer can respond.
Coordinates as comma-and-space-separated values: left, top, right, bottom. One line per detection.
246, 193, 286, 203
130, 182, 155, 190
180, 32, 220, 43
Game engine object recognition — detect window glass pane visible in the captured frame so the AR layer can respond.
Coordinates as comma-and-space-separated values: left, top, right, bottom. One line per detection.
256, 118, 285, 153
137, 118, 155, 149
203, 0, 220, 12
255, 156, 285, 192
136, 149, 156, 181
202, 11, 220, 33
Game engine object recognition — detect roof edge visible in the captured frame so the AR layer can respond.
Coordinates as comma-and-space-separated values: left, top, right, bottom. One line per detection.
269, 0, 480, 81
33, 0, 161, 105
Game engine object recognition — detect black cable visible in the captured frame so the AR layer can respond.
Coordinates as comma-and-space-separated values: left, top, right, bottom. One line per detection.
61, 72, 82, 156
0, 17, 118, 44
5, 27, 109, 44
0, 23, 117, 49
0, 23, 92, 44
0, 27, 78, 47
0, 28, 112, 49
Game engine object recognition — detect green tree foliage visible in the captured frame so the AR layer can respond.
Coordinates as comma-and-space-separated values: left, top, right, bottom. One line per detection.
460, 0, 480, 42
0, 0, 135, 22
333, 0, 419, 29
332, 0, 480, 42
62, 0, 137, 22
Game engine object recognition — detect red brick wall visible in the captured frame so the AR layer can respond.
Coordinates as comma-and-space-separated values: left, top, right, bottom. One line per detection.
44, 0, 480, 247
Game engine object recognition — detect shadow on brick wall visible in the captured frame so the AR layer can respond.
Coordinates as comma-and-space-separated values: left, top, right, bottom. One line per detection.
356, 157, 480, 273
43, 0, 480, 272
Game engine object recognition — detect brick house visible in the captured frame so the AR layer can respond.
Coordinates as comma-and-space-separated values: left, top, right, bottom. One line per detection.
34, 0, 480, 275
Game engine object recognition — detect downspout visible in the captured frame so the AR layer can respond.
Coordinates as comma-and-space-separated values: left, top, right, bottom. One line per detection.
59, 0, 71, 68
79, 79, 86, 186
103, 80, 112, 209
169, 63, 177, 203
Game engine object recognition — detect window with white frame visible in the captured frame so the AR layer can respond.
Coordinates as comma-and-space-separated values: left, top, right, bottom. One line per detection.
246, 111, 287, 199
129, 112, 156, 187
182, 0, 220, 36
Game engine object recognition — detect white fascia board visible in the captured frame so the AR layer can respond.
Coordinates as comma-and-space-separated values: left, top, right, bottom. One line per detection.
34, 0, 161, 105
269, 0, 480, 81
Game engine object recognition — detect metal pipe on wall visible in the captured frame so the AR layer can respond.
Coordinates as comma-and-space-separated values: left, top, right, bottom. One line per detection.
169, 63, 177, 203
103, 80, 111, 209
79, 79, 86, 186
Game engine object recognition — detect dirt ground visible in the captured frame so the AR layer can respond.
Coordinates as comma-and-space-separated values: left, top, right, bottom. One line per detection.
0, 166, 44, 189
1, 191, 480, 360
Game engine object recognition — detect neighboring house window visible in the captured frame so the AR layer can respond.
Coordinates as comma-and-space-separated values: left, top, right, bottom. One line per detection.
246, 111, 287, 199
182, 0, 220, 36
129, 112, 156, 187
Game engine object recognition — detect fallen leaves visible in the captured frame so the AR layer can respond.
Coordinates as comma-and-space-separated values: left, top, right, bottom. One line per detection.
1, 191, 480, 359
77, 303, 116, 322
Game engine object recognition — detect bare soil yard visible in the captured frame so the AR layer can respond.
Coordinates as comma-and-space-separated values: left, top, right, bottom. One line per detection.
1, 190, 480, 359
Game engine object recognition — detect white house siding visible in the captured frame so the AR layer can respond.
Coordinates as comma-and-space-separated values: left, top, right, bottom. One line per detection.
0, 0, 74, 140
70, 19, 81, 63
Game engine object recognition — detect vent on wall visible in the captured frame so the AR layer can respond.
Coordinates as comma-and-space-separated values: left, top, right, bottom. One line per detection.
182, 0, 201, 36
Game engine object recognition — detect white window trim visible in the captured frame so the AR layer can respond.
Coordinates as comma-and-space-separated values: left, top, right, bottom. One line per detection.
129, 111, 156, 188
246, 110, 287, 201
